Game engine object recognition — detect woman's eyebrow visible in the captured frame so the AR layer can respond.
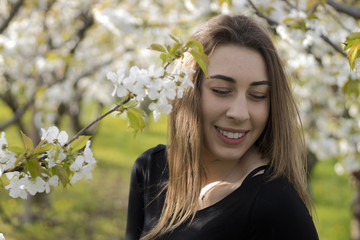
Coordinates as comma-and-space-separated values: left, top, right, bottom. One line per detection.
209, 74, 235, 83
209, 74, 270, 86
250, 80, 271, 86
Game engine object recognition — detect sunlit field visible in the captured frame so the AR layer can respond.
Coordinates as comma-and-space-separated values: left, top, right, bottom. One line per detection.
0, 103, 354, 240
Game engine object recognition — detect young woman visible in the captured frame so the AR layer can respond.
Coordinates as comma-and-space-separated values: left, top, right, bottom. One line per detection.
125, 14, 319, 240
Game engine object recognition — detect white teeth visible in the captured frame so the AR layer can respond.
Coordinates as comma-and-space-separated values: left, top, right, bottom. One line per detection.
218, 128, 245, 139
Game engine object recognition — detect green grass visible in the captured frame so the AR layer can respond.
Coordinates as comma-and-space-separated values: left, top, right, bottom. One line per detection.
0, 104, 355, 240
0, 108, 167, 240
311, 159, 353, 240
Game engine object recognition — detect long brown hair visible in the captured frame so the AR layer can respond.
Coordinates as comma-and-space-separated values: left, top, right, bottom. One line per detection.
142, 14, 312, 240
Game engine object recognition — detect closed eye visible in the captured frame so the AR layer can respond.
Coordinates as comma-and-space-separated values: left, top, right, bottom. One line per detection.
249, 94, 267, 99
212, 89, 231, 95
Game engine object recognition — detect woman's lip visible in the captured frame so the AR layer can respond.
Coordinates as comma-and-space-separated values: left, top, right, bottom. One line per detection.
215, 126, 248, 133
215, 126, 248, 144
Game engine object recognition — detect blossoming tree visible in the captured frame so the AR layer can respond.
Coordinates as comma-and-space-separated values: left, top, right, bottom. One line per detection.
1, 0, 360, 239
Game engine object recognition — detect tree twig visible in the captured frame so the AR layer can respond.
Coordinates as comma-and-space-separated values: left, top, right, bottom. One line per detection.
0, 0, 25, 34
326, 0, 360, 19
247, 0, 279, 26
248, 0, 347, 58
320, 33, 347, 57
63, 96, 131, 148
0, 97, 34, 131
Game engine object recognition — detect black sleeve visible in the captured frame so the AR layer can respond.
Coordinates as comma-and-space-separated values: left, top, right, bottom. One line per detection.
125, 145, 167, 240
249, 177, 319, 240
125, 154, 146, 240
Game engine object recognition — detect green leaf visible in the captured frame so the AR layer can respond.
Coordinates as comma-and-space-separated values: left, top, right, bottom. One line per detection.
342, 78, 360, 98
283, 18, 295, 24
55, 165, 68, 187
347, 42, 360, 70
306, 13, 318, 20
189, 49, 209, 77
346, 32, 360, 41
344, 39, 360, 52
186, 40, 209, 76
169, 34, 180, 44
33, 143, 56, 154
185, 40, 205, 54
219, 0, 232, 6
26, 157, 42, 179
14, 153, 25, 166
344, 32, 360, 52
123, 99, 139, 109
126, 108, 146, 137
169, 42, 180, 55
69, 135, 91, 152
8, 146, 24, 154
21, 131, 34, 152
149, 43, 166, 53
160, 53, 168, 65
32, 139, 46, 154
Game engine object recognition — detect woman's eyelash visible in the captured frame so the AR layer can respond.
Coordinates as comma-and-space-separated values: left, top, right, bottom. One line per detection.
249, 94, 267, 99
212, 89, 231, 95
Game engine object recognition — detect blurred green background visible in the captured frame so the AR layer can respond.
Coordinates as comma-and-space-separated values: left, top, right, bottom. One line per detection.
0, 102, 354, 240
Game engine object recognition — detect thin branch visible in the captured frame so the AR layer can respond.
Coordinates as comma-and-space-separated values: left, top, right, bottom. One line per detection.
63, 96, 131, 148
320, 33, 347, 57
0, 97, 34, 130
247, 0, 279, 26
0, 0, 25, 34
326, 0, 360, 19
73, 59, 113, 86
42, 0, 58, 50
323, 2, 353, 32
248, 0, 347, 58
61, 9, 94, 82
282, 0, 296, 9
69, 10, 94, 54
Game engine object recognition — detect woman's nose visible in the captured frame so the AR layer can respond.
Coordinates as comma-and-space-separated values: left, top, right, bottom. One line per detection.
225, 94, 250, 122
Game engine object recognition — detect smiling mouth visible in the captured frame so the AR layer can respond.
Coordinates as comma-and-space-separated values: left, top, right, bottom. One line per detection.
216, 127, 246, 139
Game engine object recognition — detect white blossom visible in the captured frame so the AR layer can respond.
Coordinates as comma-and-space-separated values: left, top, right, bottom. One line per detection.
107, 63, 196, 122
4, 172, 60, 199
44, 175, 59, 193
26, 176, 47, 196
40, 126, 69, 146
69, 141, 96, 184
46, 148, 66, 168
334, 162, 345, 175
0, 232, 5, 240
161, 78, 177, 100
5, 175, 28, 199
0, 132, 7, 148
149, 96, 173, 122
107, 68, 127, 97
174, 68, 195, 98
0, 132, 17, 177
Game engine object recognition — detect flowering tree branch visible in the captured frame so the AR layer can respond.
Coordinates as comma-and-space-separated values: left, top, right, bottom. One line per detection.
247, 0, 347, 57
63, 96, 130, 148
0, 34, 208, 200
0, 0, 25, 34
247, 0, 279, 26
326, 0, 360, 19
0, 97, 34, 131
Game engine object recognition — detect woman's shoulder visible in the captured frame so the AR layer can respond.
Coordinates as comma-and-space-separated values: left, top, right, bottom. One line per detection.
131, 144, 168, 180
134, 144, 167, 167
249, 174, 318, 239
254, 174, 306, 213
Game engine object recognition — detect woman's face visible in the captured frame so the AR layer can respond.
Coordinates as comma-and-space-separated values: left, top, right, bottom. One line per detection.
200, 44, 270, 163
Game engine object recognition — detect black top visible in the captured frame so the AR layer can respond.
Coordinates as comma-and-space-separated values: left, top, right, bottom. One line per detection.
125, 144, 319, 240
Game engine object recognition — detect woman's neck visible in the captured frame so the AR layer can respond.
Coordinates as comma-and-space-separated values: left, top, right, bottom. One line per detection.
196, 146, 269, 210
200, 146, 268, 186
